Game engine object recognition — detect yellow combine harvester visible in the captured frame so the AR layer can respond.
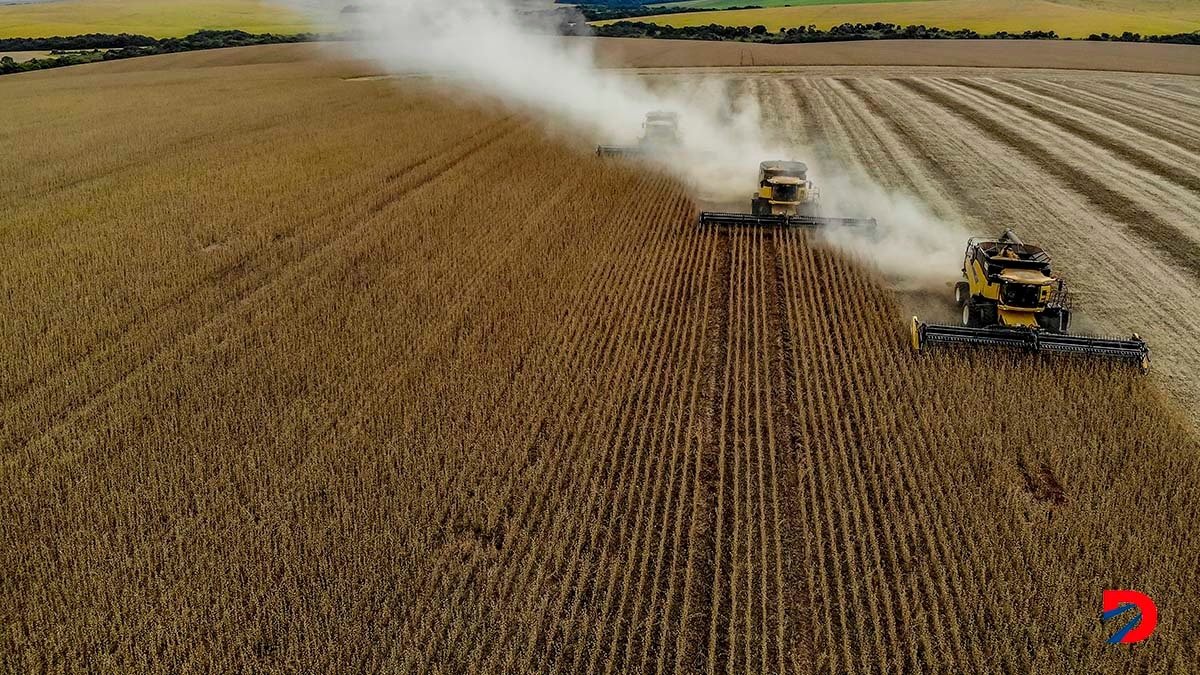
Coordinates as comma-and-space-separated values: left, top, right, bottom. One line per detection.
749, 160, 820, 215
699, 160, 876, 229
912, 230, 1150, 370
596, 111, 680, 158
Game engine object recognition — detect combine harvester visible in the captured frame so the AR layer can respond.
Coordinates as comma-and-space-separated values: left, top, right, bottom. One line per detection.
698, 160, 877, 229
911, 230, 1150, 371
596, 111, 681, 158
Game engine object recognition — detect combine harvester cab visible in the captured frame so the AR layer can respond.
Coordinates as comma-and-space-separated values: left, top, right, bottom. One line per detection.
751, 160, 820, 216
596, 111, 681, 158
911, 229, 1150, 371
699, 160, 876, 229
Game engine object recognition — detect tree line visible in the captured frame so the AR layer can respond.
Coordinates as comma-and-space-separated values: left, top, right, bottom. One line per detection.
572, 3, 766, 22
3, 19, 1196, 77
0, 30, 317, 76
589, 20, 1200, 44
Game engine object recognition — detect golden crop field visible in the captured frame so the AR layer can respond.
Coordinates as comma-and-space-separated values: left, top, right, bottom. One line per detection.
2, 44, 1200, 672
604, 0, 1200, 38
0, 0, 315, 39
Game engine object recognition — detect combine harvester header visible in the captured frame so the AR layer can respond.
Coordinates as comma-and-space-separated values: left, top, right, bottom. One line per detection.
912, 230, 1150, 371
699, 212, 877, 229
699, 160, 877, 229
911, 320, 1150, 367
596, 111, 680, 158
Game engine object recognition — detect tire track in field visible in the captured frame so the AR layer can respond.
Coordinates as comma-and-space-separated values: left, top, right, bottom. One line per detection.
759, 231, 807, 674
794, 79, 890, 187
779, 78, 824, 149
1, 102, 494, 397
1105, 79, 1200, 111
821, 78, 925, 197
694, 224, 794, 675
572, 199, 704, 673
896, 78, 1200, 284
639, 224, 719, 674
768, 232, 813, 673
705, 227, 742, 674
0, 102, 342, 211
813, 250, 909, 673
1081, 79, 1200, 128
950, 78, 1200, 195
470, 180, 694, 672
1153, 81, 1200, 102
3, 118, 525, 454
1011, 80, 1200, 156
530, 187, 709, 674
814, 259, 923, 673
401, 173, 687, 672
673, 226, 730, 675
744, 227, 769, 673
630, 218, 722, 674
1, 115, 516, 425
836, 248, 991, 672
782, 234, 992, 671
730, 229, 749, 674
257, 161, 627, 668
834, 77, 990, 222
588, 193, 710, 675
779, 236, 856, 671
751, 231, 777, 675
782, 78, 840, 158
408, 172, 667, 667
413, 174, 688, 671
937, 76, 1200, 245
799, 244, 899, 673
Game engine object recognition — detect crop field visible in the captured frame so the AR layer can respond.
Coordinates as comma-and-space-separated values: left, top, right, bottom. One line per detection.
0, 0, 314, 39
589, 36, 1200, 74
0, 50, 49, 62
657, 0, 1200, 12
653, 0, 915, 9
605, 0, 1200, 39
3, 45, 1200, 672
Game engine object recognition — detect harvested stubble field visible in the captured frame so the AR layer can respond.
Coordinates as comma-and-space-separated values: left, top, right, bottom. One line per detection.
2, 44, 1200, 672
588, 36, 1200, 75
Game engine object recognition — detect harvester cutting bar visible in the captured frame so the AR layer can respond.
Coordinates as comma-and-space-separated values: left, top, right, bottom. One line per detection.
699, 211, 877, 228
596, 145, 644, 158
911, 318, 1150, 371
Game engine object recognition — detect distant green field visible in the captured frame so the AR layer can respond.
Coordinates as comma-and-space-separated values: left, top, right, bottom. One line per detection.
651, 0, 916, 9
0, 0, 316, 39
606, 0, 1200, 38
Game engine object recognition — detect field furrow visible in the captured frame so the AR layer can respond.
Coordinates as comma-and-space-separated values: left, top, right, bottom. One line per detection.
945, 78, 1200, 220
400, 175, 690, 671
911, 77, 1200, 242
1, 115, 524, 450
1, 96, 504, 400
481, 182, 697, 672
1012, 79, 1200, 157
1106, 79, 1200, 112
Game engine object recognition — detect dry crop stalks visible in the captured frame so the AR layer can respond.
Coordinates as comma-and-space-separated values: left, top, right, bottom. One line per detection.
3, 49, 1200, 674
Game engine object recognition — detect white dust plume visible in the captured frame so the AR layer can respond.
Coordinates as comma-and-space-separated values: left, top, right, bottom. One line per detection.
291, 0, 965, 288
799, 161, 965, 290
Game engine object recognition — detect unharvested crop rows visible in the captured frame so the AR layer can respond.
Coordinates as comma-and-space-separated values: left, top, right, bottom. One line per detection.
3, 50, 1200, 673
751, 68, 1200, 419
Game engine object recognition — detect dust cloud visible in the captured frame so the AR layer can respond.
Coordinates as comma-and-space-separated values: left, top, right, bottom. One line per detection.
292, 0, 964, 288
